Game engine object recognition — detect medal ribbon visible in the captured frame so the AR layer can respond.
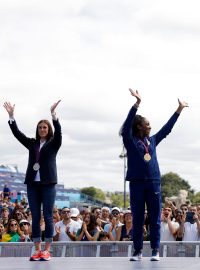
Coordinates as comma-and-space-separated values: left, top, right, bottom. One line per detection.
34, 144, 40, 163
138, 138, 149, 154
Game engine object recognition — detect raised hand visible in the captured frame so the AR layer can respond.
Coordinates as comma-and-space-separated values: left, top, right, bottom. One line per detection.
3, 102, 15, 118
50, 100, 61, 114
129, 88, 141, 104
82, 222, 87, 232
66, 226, 70, 234
176, 99, 189, 114
178, 99, 189, 109
55, 226, 61, 235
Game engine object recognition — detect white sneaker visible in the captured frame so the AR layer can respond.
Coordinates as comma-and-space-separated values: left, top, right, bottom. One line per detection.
150, 249, 160, 261
130, 250, 142, 261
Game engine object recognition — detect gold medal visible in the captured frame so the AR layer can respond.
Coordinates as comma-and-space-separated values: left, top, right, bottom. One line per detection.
33, 163, 40, 171
144, 153, 151, 161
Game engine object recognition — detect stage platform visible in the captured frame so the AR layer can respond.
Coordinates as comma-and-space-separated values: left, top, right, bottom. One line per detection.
0, 257, 199, 270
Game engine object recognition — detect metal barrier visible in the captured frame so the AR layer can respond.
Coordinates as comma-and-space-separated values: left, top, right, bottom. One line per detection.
0, 241, 200, 257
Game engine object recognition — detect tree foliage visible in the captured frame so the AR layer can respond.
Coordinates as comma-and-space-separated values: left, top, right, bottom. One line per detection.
80, 172, 196, 207
192, 192, 200, 204
80, 186, 106, 201
80, 186, 131, 208
110, 193, 130, 209
161, 172, 194, 203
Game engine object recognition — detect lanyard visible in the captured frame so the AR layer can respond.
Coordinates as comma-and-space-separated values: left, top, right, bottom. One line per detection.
34, 144, 40, 163
138, 138, 149, 154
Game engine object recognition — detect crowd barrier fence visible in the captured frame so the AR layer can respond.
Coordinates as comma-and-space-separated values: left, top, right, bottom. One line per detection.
0, 241, 200, 257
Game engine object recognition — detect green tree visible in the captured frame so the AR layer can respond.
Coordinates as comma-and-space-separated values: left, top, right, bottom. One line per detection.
80, 186, 106, 201
110, 193, 130, 209
161, 172, 194, 203
192, 192, 200, 204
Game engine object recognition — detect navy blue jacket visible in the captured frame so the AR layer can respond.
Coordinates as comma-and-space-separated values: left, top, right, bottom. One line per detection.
121, 105, 180, 182
8, 119, 62, 185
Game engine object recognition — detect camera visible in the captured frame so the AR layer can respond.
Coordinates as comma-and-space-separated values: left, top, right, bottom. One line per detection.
185, 211, 195, 224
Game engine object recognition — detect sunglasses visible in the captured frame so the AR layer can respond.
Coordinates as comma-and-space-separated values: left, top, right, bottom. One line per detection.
62, 210, 70, 214
20, 223, 29, 226
10, 223, 17, 227
112, 212, 119, 215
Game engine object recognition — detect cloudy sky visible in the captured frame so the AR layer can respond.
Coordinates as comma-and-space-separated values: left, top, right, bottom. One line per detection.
1, 0, 200, 193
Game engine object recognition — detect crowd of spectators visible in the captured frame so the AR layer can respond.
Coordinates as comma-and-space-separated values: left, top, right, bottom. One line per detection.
160, 201, 200, 241
1, 189, 200, 243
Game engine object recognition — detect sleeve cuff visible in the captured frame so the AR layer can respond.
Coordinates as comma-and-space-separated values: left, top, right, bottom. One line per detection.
133, 103, 139, 109
51, 113, 57, 121
9, 117, 15, 124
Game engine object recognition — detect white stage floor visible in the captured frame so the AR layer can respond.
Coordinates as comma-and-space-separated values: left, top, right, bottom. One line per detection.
0, 257, 199, 270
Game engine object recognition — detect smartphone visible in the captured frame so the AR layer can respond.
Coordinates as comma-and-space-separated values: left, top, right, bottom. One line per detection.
186, 211, 195, 224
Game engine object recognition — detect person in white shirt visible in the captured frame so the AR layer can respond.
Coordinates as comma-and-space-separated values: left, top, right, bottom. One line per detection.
160, 207, 179, 241
104, 207, 123, 240
53, 207, 81, 241
177, 205, 200, 241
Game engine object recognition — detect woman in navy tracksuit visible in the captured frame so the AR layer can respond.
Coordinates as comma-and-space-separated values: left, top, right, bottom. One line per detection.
4, 100, 62, 261
121, 89, 188, 261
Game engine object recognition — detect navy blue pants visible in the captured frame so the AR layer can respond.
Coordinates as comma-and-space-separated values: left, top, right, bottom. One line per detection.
27, 184, 56, 243
129, 180, 161, 251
